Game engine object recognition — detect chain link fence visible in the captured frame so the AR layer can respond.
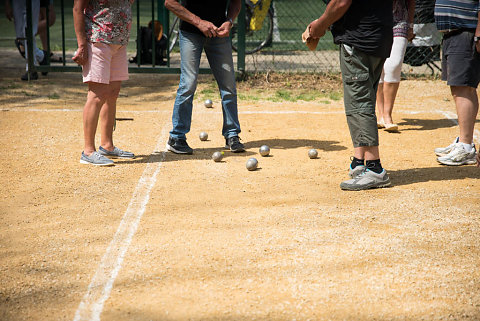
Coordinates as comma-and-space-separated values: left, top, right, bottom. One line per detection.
234, 0, 442, 76
0, 0, 442, 76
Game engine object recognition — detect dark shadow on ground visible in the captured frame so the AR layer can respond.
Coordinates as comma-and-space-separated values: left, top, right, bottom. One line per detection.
390, 165, 479, 187
244, 138, 346, 152
398, 118, 458, 131
116, 139, 347, 165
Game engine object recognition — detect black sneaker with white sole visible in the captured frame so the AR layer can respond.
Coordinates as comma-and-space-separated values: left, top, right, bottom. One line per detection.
225, 136, 245, 153
167, 136, 193, 154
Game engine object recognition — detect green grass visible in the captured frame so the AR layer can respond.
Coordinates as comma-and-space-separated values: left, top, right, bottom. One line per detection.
48, 93, 60, 99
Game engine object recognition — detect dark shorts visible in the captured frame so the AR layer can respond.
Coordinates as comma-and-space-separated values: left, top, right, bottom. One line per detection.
339, 44, 385, 147
441, 30, 480, 88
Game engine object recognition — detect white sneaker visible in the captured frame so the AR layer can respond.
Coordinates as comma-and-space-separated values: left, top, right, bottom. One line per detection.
341, 169, 391, 191
434, 137, 459, 156
437, 143, 477, 166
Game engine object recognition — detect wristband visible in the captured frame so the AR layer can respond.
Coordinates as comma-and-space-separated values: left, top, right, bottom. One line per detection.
474, 36, 480, 43
227, 18, 234, 25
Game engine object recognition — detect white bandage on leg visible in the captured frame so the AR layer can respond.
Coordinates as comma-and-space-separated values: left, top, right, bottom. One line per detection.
380, 36, 408, 84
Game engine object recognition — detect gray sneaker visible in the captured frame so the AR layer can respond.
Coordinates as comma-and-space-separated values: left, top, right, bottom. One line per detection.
80, 151, 114, 166
349, 164, 366, 178
437, 143, 477, 166
434, 137, 459, 157
340, 169, 391, 191
98, 146, 135, 159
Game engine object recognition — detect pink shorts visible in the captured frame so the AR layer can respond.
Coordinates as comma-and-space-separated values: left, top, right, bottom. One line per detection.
82, 42, 128, 84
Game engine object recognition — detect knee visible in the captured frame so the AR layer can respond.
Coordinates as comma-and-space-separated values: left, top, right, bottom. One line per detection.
383, 59, 402, 82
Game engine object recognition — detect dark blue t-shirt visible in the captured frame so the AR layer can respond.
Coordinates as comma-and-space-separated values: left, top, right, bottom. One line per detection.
180, 0, 229, 35
332, 0, 394, 58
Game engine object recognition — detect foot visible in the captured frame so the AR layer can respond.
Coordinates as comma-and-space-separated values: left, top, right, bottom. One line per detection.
437, 143, 477, 166
384, 123, 398, 132
21, 71, 38, 81
340, 169, 391, 191
80, 151, 114, 166
349, 164, 366, 179
225, 136, 245, 153
166, 136, 193, 154
377, 118, 385, 129
434, 137, 459, 157
98, 146, 135, 159
15, 38, 25, 58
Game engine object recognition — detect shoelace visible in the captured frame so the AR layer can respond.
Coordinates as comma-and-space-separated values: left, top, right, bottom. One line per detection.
229, 137, 240, 144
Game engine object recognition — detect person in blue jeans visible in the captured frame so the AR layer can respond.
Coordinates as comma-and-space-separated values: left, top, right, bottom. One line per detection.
164, 0, 245, 154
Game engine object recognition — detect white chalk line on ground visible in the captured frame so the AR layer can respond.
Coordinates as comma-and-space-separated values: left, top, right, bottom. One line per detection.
0, 108, 432, 115
437, 110, 480, 142
73, 125, 169, 321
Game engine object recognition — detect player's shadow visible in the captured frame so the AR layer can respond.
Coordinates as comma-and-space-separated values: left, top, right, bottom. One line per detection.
116, 146, 257, 165
390, 165, 479, 186
397, 118, 469, 131
116, 139, 346, 165
244, 138, 346, 152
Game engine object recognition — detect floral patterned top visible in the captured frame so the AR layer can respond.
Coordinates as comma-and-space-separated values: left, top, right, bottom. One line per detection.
393, 0, 409, 37
85, 0, 132, 45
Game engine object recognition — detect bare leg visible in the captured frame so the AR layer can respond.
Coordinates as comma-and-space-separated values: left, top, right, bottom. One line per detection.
37, 4, 56, 50
83, 82, 113, 155
381, 81, 400, 124
450, 86, 479, 145
99, 81, 122, 151
353, 146, 380, 161
376, 83, 385, 123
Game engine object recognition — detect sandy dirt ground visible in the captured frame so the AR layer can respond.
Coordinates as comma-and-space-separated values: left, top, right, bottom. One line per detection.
0, 48, 479, 321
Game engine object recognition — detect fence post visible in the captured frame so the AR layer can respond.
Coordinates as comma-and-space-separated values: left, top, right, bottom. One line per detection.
237, 0, 246, 74
136, 0, 141, 66
61, 0, 66, 66
151, 0, 156, 67
25, 0, 36, 80
158, 0, 170, 66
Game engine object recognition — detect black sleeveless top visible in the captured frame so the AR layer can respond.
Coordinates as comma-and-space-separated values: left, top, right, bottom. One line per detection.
180, 0, 229, 35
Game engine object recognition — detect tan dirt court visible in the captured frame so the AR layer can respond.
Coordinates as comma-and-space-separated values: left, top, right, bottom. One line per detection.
0, 48, 479, 320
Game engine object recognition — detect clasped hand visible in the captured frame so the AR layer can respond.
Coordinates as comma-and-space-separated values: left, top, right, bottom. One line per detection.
198, 20, 232, 38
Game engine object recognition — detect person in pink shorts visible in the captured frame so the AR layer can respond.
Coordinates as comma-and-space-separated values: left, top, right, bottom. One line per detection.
73, 0, 135, 166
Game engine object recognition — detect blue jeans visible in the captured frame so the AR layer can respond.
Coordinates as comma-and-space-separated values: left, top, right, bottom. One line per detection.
170, 31, 241, 140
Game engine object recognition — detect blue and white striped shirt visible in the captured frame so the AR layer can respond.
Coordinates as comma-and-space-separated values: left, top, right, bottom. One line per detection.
434, 0, 479, 32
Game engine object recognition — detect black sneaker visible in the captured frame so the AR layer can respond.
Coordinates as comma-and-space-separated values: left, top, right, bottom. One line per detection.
166, 136, 193, 154
21, 71, 38, 81
225, 136, 245, 153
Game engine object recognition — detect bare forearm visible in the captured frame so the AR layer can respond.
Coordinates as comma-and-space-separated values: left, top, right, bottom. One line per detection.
227, 0, 241, 21
310, 0, 351, 38
164, 0, 201, 28
407, 0, 415, 25
477, 11, 480, 36
73, 0, 88, 47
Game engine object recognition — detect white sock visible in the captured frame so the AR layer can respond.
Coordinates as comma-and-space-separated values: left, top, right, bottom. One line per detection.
461, 142, 473, 152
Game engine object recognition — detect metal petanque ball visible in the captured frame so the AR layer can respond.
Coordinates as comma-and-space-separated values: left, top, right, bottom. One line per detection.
259, 145, 270, 157
199, 132, 208, 141
204, 99, 213, 108
308, 148, 318, 159
212, 151, 223, 162
246, 158, 258, 171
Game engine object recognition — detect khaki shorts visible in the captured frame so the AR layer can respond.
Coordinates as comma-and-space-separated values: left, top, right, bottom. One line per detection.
82, 42, 128, 84
339, 44, 385, 147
